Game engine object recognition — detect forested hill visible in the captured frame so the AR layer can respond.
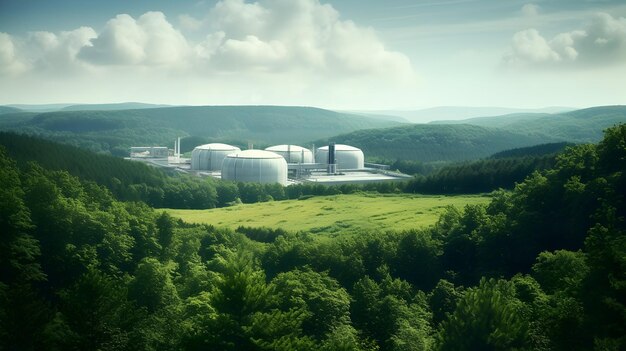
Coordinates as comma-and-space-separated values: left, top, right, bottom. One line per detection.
0, 105, 400, 155
432, 105, 626, 143
61, 102, 172, 111
315, 123, 553, 162
490, 142, 573, 159
0, 106, 22, 115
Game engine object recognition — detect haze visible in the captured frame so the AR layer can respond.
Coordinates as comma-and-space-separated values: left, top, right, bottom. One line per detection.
1, 0, 625, 110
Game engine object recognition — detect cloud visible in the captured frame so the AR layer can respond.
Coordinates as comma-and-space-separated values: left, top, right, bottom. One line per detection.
521, 3, 539, 17
189, 0, 414, 79
27, 27, 97, 72
2, 0, 413, 81
0, 0, 415, 108
0, 33, 27, 75
79, 12, 189, 65
504, 12, 626, 67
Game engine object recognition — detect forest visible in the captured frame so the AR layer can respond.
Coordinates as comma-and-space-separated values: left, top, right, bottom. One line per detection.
1, 122, 624, 350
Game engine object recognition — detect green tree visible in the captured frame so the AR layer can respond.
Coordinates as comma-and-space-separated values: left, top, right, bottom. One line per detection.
272, 268, 351, 339
438, 278, 529, 351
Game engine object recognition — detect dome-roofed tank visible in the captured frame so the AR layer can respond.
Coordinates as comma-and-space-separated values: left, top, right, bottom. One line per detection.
191, 143, 241, 171
264, 144, 314, 163
315, 144, 364, 170
221, 150, 288, 185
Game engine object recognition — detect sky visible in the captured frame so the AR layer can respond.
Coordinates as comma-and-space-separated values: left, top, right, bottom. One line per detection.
0, 0, 625, 110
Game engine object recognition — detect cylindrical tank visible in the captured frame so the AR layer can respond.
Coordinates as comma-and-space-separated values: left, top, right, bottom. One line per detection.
191, 143, 241, 171
221, 150, 288, 185
315, 144, 364, 170
264, 144, 314, 163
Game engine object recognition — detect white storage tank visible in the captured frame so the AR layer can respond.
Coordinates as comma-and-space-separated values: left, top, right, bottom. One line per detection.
191, 143, 241, 171
316, 144, 365, 170
221, 150, 288, 185
265, 144, 314, 163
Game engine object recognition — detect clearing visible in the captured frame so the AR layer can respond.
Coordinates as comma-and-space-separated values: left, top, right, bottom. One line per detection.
166, 193, 490, 234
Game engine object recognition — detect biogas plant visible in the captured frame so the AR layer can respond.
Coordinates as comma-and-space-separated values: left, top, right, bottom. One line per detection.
129, 140, 411, 186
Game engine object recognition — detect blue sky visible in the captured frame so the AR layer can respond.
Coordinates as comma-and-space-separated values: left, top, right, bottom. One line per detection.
1, 0, 625, 109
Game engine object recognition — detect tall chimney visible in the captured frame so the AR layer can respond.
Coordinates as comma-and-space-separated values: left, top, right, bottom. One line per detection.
327, 142, 336, 174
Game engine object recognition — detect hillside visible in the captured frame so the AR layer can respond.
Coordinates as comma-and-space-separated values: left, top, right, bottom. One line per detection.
363, 106, 573, 123
314, 123, 553, 162
433, 105, 626, 143
490, 142, 573, 159
0, 105, 401, 154
0, 106, 22, 115
61, 102, 172, 111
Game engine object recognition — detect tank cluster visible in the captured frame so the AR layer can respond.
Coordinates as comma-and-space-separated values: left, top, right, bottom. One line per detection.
190, 143, 365, 185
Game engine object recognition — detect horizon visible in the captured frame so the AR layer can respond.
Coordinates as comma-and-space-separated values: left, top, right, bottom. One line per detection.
1, 0, 625, 110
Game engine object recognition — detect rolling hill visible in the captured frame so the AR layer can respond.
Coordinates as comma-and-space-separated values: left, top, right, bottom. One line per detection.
0, 106, 22, 115
314, 123, 555, 162
61, 102, 172, 111
432, 105, 626, 143
0, 105, 401, 155
362, 106, 573, 123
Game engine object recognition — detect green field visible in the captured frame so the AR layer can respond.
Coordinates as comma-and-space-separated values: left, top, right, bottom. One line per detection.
166, 193, 490, 234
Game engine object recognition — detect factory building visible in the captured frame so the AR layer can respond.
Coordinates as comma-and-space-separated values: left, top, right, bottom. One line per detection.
265, 144, 314, 163
191, 143, 241, 171
221, 150, 288, 185
315, 144, 364, 170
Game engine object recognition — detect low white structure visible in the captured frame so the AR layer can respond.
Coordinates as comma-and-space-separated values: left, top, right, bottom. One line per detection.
315, 144, 365, 170
221, 150, 288, 185
265, 144, 314, 163
130, 146, 169, 158
191, 143, 241, 171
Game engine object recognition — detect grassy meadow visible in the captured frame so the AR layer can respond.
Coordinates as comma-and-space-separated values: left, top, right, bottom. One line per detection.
166, 193, 490, 235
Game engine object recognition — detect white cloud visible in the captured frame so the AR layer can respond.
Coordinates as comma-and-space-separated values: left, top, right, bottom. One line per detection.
27, 27, 97, 72
504, 12, 626, 67
185, 0, 414, 79
79, 12, 189, 65
521, 3, 539, 17
1, 1, 413, 81
178, 14, 203, 32
0, 0, 416, 108
0, 33, 27, 75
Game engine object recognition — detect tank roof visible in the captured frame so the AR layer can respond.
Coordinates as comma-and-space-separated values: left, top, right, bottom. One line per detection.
318, 144, 362, 151
225, 150, 285, 159
265, 144, 310, 152
194, 143, 240, 151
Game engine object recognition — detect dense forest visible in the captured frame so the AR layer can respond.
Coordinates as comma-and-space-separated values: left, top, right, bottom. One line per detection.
1, 122, 624, 350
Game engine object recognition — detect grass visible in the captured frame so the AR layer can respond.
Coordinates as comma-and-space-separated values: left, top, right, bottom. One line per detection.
165, 193, 490, 235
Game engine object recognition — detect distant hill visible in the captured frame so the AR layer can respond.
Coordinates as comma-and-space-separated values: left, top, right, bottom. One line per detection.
363, 106, 573, 123
61, 102, 172, 111
6, 103, 74, 112
432, 105, 626, 143
490, 142, 574, 159
339, 111, 410, 123
314, 123, 554, 162
0, 106, 22, 115
0, 105, 401, 155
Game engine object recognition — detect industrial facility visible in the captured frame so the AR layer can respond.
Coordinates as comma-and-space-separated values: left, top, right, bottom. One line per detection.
222, 150, 288, 185
128, 140, 411, 185
191, 143, 241, 171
